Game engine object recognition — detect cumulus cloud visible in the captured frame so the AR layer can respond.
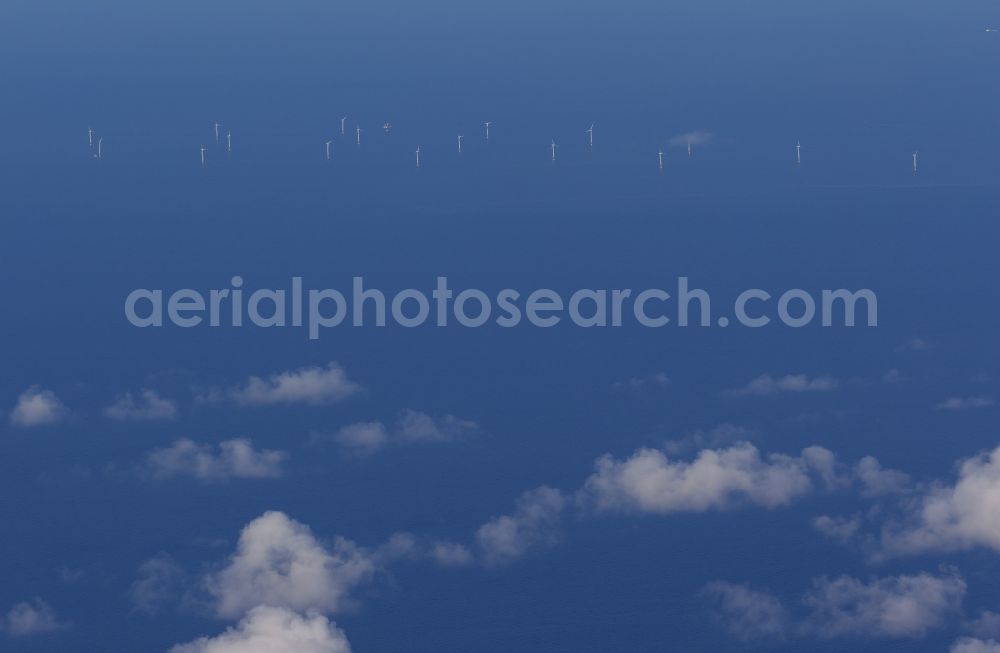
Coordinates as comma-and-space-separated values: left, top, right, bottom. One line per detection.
800, 570, 966, 639
855, 456, 913, 498
105, 390, 178, 421
727, 374, 838, 397
170, 606, 350, 653
205, 512, 375, 619
3, 599, 64, 637
663, 423, 755, 455
705, 571, 965, 642
813, 514, 862, 545
701, 582, 788, 640
130, 554, 187, 614
970, 612, 1000, 639
936, 397, 995, 411
328, 410, 478, 456
475, 487, 567, 566
142, 439, 287, 482
667, 130, 713, 148
203, 363, 361, 407
879, 445, 1000, 556
9, 387, 66, 427
331, 422, 389, 456
580, 443, 824, 514
953, 638, 1000, 653
428, 542, 475, 568
394, 409, 478, 443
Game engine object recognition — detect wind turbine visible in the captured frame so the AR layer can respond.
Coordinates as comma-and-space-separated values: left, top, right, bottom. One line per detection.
227, 130, 232, 153
484, 121, 492, 140
416, 146, 421, 169
214, 121, 221, 143
912, 151, 918, 175
658, 149, 664, 170
200, 145, 207, 167
95, 137, 103, 159
87, 127, 94, 148
688, 141, 693, 158
796, 140, 801, 166
325, 140, 332, 160
341, 116, 348, 136
585, 123, 594, 149
458, 134, 464, 153
356, 126, 362, 145
551, 140, 557, 161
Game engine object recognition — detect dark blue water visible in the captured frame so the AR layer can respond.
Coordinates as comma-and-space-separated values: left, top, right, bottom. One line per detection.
2, 0, 999, 651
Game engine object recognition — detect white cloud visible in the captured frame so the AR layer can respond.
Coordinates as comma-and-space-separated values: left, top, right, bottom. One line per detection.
953, 638, 1000, 653
879, 445, 1000, 555
801, 571, 965, 639
667, 130, 713, 148
580, 443, 823, 514
329, 410, 478, 456
663, 423, 755, 455
331, 422, 389, 456
130, 554, 186, 614
855, 456, 913, 497
170, 606, 350, 653
813, 515, 862, 545
475, 487, 567, 566
701, 582, 788, 640
9, 387, 66, 427
205, 512, 375, 619
143, 439, 287, 482
936, 397, 995, 411
727, 374, 838, 397
704, 571, 965, 642
4, 599, 64, 637
105, 389, 178, 421
612, 372, 670, 392
394, 409, 477, 443
205, 363, 361, 407
970, 612, 1000, 639
429, 542, 475, 568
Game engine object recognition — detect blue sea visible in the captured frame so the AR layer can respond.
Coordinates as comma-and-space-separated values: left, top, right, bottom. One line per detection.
2, 0, 1000, 651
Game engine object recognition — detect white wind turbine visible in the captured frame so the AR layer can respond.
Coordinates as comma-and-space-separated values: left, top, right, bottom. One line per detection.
585, 123, 594, 149
658, 149, 664, 170
214, 121, 221, 143
356, 126, 362, 145
341, 116, 347, 136
200, 145, 207, 167
458, 134, 463, 153
325, 140, 333, 160
227, 130, 232, 153
796, 141, 801, 166
88, 127, 94, 148
551, 140, 557, 161
416, 146, 421, 168
484, 121, 492, 140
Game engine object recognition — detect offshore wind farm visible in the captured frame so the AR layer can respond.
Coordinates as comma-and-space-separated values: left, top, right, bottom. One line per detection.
82, 116, 944, 181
